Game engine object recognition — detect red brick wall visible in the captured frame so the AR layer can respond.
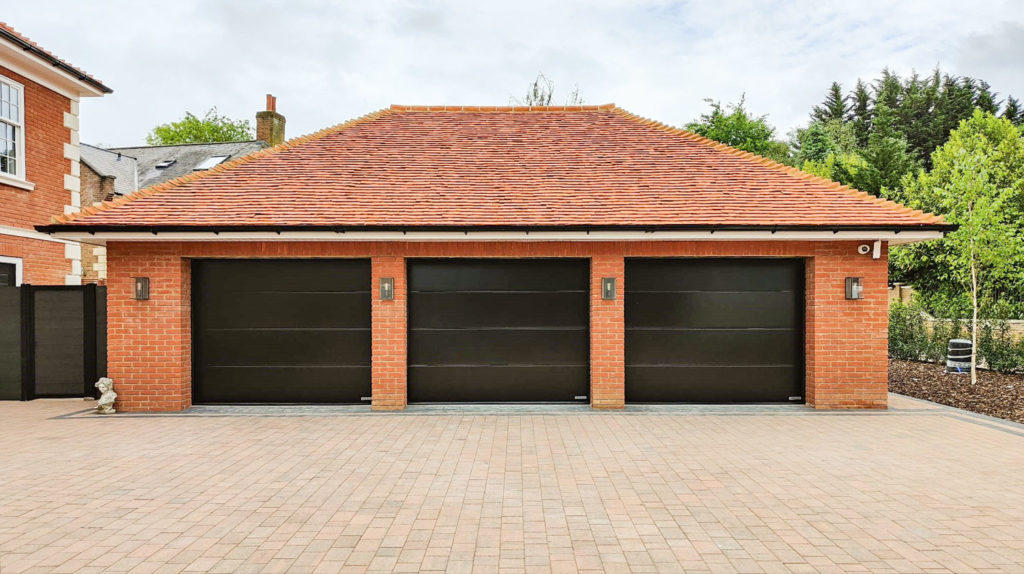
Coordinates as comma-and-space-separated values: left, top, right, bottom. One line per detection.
0, 235, 66, 284
105, 240, 889, 412
0, 65, 73, 284
106, 243, 191, 411
591, 255, 624, 409
371, 256, 407, 410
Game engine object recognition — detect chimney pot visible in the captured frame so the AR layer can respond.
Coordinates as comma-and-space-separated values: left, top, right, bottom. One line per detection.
256, 94, 286, 146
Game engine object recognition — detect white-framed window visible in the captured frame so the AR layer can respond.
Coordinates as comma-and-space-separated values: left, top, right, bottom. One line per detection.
0, 255, 23, 286
0, 76, 25, 179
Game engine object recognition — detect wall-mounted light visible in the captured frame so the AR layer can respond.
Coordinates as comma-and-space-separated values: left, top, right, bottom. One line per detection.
380, 277, 394, 301
133, 277, 150, 300
601, 277, 617, 300
845, 277, 863, 300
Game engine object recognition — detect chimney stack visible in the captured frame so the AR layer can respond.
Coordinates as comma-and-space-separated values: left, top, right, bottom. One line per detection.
256, 94, 286, 146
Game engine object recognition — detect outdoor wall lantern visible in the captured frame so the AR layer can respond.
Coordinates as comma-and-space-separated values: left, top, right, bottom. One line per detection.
845, 277, 864, 300
601, 277, 617, 300
380, 277, 395, 301
133, 277, 150, 300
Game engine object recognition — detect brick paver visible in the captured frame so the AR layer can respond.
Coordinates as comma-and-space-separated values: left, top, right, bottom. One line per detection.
1, 395, 1023, 573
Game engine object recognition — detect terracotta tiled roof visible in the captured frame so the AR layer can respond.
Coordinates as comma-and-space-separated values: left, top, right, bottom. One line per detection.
0, 22, 111, 93
44, 105, 946, 230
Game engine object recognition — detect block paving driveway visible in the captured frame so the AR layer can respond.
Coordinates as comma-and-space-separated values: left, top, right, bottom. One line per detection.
2, 395, 1024, 573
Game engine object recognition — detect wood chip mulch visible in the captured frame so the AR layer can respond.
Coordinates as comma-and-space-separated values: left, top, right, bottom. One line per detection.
889, 358, 1024, 424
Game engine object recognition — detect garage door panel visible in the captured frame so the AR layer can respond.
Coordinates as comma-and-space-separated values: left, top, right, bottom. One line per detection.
409, 292, 587, 328
408, 366, 588, 402
193, 259, 371, 403
409, 259, 587, 292
408, 259, 589, 402
625, 366, 798, 403
198, 259, 370, 292
627, 292, 796, 328
628, 260, 800, 292
196, 366, 371, 403
200, 292, 370, 329
625, 258, 803, 403
410, 329, 587, 365
626, 329, 797, 365
200, 329, 371, 366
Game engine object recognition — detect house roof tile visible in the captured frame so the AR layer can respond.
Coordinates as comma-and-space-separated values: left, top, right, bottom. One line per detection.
43, 105, 947, 231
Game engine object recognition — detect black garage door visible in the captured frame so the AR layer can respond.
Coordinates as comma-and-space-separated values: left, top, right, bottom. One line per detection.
192, 259, 371, 403
626, 259, 804, 403
408, 259, 589, 402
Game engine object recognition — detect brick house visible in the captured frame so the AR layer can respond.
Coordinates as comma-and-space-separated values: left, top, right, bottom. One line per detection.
0, 22, 111, 286
39, 105, 951, 412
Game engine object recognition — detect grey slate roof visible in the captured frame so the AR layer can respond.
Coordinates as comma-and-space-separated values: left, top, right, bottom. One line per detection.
106, 140, 267, 189
80, 144, 139, 197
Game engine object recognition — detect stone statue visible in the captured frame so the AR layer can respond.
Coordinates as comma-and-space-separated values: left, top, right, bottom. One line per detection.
95, 378, 117, 414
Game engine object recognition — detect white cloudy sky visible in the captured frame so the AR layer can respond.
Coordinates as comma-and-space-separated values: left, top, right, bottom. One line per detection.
6, 1, 1024, 146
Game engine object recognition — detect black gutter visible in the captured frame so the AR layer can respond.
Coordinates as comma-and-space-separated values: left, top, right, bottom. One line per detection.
0, 28, 113, 94
36, 223, 957, 234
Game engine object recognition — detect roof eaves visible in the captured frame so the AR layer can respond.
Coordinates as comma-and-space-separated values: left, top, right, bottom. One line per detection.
0, 22, 112, 93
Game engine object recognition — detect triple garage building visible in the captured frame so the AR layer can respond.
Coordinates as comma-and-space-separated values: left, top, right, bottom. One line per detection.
39, 104, 950, 411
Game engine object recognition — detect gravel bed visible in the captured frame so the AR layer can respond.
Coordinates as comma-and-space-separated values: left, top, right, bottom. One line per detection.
889, 358, 1024, 424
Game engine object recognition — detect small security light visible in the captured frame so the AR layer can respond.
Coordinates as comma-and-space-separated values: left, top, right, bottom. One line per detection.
845, 277, 863, 300
601, 277, 617, 300
380, 277, 394, 301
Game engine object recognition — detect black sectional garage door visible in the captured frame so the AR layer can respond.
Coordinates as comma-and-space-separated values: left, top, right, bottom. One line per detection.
626, 259, 804, 403
408, 259, 589, 402
193, 259, 371, 403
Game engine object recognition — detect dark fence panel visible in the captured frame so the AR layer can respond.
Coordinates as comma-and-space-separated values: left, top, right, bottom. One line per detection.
0, 287, 20, 399
0, 284, 106, 400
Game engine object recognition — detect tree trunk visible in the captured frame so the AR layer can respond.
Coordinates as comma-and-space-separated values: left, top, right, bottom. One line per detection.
970, 251, 979, 385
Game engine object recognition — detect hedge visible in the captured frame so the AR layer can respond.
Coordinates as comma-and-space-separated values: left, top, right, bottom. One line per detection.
889, 299, 1024, 372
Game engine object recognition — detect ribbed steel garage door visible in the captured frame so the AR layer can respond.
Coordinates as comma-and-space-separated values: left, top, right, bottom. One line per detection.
192, 259, 371, 403
626, 259, 804, 403
408, 259, 589, 402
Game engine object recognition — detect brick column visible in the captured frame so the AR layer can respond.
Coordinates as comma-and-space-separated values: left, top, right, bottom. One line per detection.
806, 243, 889, 409
590, 255, 625, 409
371, 256, 407, 410
106, 243, 191, 412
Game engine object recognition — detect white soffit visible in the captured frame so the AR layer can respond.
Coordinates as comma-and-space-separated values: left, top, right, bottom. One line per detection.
49, 229, 944, 246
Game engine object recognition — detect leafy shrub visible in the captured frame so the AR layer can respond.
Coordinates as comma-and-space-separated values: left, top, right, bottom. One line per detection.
889, 300, 930, 360
978, 320, 1024, 373
928, 317, 966, 362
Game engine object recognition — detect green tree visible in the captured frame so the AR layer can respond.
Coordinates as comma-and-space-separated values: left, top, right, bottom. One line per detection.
146, 108, 253, 145
851, 102, 918, 195
889, 111, 1024, 381
974, 81, 999, 115
811, 82, 848, 124
511, 73, 583, 106
686, 96, 791, 163
1003, 96, 1023, 125
849, 79, 872, 148
793, 120, 863, 187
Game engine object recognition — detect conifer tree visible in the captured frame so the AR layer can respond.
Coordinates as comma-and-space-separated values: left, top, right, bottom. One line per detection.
811, 82, 848, 123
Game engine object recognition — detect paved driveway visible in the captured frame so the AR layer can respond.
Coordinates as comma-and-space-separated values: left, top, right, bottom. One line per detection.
1, 396, 1023, 573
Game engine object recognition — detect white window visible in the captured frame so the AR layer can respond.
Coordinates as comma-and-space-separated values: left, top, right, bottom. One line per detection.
193, 155, 229, 171
0, 255, 23, 286
0, 76, 25, 179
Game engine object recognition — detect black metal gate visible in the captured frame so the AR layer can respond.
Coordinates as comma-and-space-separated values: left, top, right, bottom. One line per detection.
407, 259, 590, 402
0, 284, 106, 400
625, 258, 804, 403
191, 259, 372, 403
